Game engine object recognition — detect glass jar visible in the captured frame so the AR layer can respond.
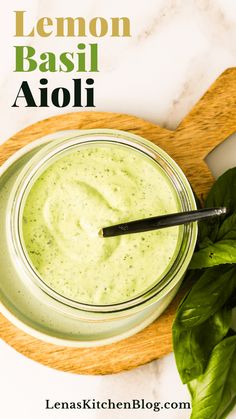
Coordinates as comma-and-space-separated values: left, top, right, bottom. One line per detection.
2, 129, 197, 344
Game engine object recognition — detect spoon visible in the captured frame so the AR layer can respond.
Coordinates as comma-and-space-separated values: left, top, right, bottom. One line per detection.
100, 207, 227, 238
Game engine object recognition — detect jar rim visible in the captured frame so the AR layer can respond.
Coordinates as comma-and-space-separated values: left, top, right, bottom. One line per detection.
8, 129, 198, 313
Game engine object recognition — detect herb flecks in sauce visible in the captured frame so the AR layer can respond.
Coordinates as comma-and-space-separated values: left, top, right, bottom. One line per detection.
22, 143, 180, 305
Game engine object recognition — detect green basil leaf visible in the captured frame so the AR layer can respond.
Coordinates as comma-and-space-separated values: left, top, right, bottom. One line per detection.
198, 217, 220, 245
217, 213, 236, 241
175, 266, 236, 328
173, 168, 236, 415
205, 168, 236, 212
198, 168, 236, 243
190, 240, 236, 269
198, 236, 214, 250
189, 335, 236, 419
173, 307, 232, 384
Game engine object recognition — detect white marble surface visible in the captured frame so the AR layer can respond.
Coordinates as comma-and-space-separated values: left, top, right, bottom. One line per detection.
1, 0, 236, 418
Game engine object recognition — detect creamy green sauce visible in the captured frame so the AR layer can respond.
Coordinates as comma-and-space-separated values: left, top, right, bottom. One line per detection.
22, 143, 181, 305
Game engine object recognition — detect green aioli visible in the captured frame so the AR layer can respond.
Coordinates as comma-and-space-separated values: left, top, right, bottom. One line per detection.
22, 143, 181, 305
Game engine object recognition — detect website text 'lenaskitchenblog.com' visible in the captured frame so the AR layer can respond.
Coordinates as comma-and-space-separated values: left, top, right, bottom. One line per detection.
45, 398, 191, 413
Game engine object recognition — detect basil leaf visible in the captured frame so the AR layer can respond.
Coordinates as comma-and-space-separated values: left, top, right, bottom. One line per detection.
175, 266, 236, 328
198, 213, 236, 251
173, 307, 232, 384
189, 335, 236, 419
198, 168, 236, 243
198, 217, 220, 245
205, 168, 236, 212
198, 236, 213, 250
191, 212, 236, 268
217, 213, 236, 241
173, 168, 236, 415
190, 240, 236, 269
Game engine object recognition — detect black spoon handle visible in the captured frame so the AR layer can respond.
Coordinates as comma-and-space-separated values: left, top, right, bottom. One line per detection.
101, 207, 227, 238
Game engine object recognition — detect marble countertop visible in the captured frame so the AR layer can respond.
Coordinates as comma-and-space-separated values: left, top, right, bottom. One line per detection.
0, 1, 236, 418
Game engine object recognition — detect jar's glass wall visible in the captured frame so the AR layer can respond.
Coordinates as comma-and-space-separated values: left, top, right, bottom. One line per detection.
7, 130, 197, 318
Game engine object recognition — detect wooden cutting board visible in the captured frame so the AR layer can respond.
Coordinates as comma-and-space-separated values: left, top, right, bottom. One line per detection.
0, 68, 236, 375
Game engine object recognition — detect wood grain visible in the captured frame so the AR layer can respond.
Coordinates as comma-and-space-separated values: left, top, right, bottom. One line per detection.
0, 68, 236, 375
